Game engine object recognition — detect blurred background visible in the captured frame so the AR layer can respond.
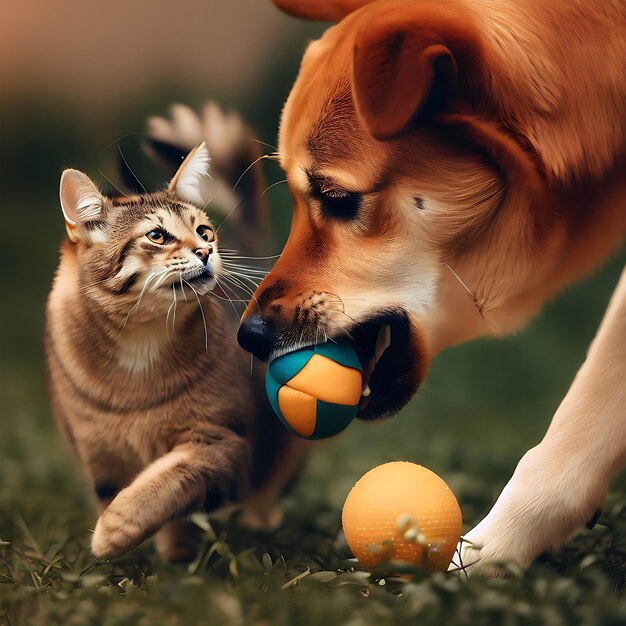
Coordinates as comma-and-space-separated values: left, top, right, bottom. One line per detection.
1, 0, 624, 589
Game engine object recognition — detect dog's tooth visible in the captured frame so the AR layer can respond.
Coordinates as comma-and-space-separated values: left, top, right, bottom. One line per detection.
361, 325, 392, 398
374, 325, 391, 364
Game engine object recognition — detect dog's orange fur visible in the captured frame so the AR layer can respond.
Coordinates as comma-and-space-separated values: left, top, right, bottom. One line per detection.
240, 0, 625, 571
246, 0, 625, 373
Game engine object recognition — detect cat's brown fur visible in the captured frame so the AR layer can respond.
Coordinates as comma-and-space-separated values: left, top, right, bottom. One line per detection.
46, 120, 305, 561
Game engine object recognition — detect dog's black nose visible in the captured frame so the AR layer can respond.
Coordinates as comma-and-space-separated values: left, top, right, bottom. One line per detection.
237, 314, 275, 361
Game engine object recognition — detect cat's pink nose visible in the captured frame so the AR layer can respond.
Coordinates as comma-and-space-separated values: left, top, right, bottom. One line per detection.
195, 247, 211, 265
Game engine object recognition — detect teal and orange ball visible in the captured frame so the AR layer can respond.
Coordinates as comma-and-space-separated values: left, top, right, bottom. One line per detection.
266, 342, 363, 439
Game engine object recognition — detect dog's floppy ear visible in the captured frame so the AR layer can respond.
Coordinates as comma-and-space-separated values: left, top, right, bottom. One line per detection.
351, 4, 483, 140
272, 0, 373, 22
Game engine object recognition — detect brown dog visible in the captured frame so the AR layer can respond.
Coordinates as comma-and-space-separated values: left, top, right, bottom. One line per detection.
237, 0, 626, 573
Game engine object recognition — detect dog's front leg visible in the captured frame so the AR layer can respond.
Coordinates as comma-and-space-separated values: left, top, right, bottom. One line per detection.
455, 265, 626, 576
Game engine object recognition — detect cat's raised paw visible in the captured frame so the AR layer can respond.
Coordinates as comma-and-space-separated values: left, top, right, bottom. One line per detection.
91, 505, 144, 559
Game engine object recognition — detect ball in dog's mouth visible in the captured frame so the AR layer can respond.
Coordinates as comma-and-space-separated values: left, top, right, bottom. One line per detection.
266, 310, 423, 422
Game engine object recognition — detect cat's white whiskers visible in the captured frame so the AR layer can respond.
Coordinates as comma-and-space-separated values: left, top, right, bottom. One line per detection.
220, 272, 262, 304
221, 263, 264, 277
260, 179, 287, 198
199, 283, 248, 304
219, 257, 269, 270
222, 268, 265, 289
223, 270, 262, 289
214, 152, 286, 235
221, 264, 268, 278
154, 268, 184, 290
166, 282, 178, 340
154, 271, 170, 290
179, 272, 188, 303
220, 257, 269, 266
231, 154, 270, 195
247, 139, 309, 174
219, 168, 290, 236
215, 200, 242, 234
182, 278, 208, 352
221, 274, 255, 300
97, 169, 128, 198
215, 276, 246, 318
219, 273, 263, 316
117, 270, 167, 339
219, 253, 281, 260
247, 137, 281, 152
118, 147, 147, 194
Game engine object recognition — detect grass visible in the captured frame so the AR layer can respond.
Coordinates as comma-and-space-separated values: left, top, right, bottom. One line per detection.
1, 486, 625, 625
1, 253, 625, 625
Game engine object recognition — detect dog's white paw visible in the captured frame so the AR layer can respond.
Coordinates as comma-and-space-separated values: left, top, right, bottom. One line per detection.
451, 518, 532, 577
449, 444, 605, 577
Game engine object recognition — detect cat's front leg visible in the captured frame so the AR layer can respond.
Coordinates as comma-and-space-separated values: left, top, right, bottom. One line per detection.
91, 429, 250, 559
83, 449, 142, 512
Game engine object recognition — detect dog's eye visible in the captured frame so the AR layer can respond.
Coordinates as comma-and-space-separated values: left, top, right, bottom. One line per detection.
317, 190, 362, 220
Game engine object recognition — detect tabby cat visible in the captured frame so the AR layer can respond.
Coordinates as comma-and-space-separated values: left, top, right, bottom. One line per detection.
46, 108, 305, 561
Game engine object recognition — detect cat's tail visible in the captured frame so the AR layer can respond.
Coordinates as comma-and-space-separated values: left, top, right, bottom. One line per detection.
144, 102, 270, 240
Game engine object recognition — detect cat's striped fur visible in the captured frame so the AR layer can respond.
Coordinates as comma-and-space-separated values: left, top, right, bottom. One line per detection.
46, 107, 307, 561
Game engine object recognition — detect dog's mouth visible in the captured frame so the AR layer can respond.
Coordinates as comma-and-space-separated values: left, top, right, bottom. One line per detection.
264, 310, 425, 421
347, 310, 424, 420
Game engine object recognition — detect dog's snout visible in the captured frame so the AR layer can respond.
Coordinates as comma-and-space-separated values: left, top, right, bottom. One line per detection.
237, 314, 276, 361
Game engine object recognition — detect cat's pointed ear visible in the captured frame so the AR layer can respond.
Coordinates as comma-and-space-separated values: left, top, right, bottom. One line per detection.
59, 169, 105, 242
167, 142, 212, 207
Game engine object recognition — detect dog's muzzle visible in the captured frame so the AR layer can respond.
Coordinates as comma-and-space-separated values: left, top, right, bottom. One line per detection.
237, 314, 276, 362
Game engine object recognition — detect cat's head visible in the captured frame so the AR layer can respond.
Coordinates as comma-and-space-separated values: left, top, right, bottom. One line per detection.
59, 143, 222, 321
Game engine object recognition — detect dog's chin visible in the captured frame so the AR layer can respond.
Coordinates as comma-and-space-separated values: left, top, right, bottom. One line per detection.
343, 311, 425, 421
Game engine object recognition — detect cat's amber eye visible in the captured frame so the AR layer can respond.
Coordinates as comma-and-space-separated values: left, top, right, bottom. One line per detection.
146, 229, 166, 245
196, 225, 215, 242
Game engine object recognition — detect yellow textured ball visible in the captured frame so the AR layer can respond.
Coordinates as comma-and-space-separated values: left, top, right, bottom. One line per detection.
342, 462, 462, 571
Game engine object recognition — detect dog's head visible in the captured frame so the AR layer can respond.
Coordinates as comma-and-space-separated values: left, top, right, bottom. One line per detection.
239, 0, 555, 419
